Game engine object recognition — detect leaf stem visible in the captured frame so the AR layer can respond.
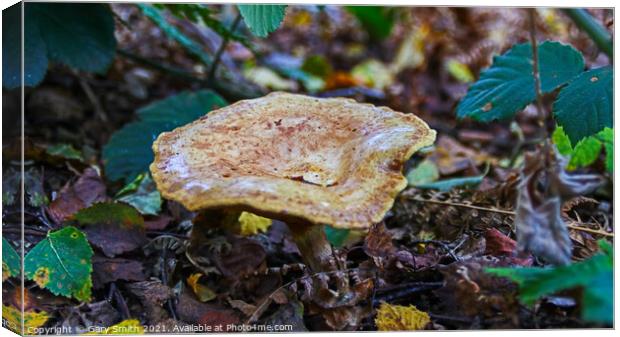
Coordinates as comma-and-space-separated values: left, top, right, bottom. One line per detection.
562, 9, 613, 58
208, 14, 242, 83
527, 9, 547, 138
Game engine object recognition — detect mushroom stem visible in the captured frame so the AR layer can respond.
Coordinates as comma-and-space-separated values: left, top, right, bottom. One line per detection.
289, 223, 338, 272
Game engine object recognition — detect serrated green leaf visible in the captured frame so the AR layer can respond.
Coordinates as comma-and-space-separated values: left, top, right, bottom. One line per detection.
568, 136, 602, 169
103, 90, 227, 182
486, 240, 613, 324
31, 4, 116, 73
74, 202, 146, 257
3, 3, 48, 88
345, 6, 395, 41
553, 126, 612, 172
116, 174, 162, 215
596, 127, 613, 173
552, 126, 573, 156
2, 237, 21, 281
457, 41, 584, 122
24, 226, 93, 301
4, 4, 116, 89
553, 66, 612, 145
238, 4, 287, 37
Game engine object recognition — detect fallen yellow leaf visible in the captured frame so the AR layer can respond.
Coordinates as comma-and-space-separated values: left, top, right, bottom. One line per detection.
375, 302, 431, 331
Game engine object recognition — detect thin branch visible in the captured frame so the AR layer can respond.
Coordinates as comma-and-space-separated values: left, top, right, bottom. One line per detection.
405, 195, 516, 215
208, 14, 242, 82
562, 9, 613, 58
527, 9, 547, 137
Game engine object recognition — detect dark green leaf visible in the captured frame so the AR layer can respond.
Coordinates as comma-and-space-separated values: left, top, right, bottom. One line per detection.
346, 6, 395, 41
2, 3, 48, 88
74, 202, 146, 257
24, 226, 93, 301
457, 41, 584, 122
2, 237, 21, 281
324, 226, 350, 248
486, 240, 613, 324
103, 90, 227, 182
553, 66, 612, 145
237, 4, 287, 37
30, 4, 116, 73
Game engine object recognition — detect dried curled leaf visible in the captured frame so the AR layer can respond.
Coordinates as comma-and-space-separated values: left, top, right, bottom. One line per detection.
151, 92, 435, 229
516, 146, 603, 266
375, 302, 430, 331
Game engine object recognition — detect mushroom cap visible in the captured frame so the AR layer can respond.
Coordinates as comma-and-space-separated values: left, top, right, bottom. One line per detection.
150, 92, 436, 229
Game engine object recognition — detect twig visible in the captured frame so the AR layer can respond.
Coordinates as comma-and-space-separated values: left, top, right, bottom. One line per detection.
77, 75, 109, 125
527, 9, 547, 137
562, 9, 613, 58
405, 195, 516, 215
408, 196, 614, 237
566, 223, 614, 237
208, 14, 242, 82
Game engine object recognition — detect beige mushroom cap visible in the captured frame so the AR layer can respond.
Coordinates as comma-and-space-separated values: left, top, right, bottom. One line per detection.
150, 92, 436, 229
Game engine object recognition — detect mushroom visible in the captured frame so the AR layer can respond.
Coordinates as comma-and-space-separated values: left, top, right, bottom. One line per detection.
150, 92, 436, 272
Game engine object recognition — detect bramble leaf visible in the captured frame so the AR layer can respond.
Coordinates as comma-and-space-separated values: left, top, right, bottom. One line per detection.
237, 4, 287, 37
103, 90, 227, 182
552, 126, 613, 173
553, 66, 612, 145
2, 237, 21, 281
24, 226, 93, 302
3, 4, 116, 89
486, 240, 613, 324
457, 41, 584, 122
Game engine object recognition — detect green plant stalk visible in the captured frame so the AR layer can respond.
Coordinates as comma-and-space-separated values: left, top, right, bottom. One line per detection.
562, 9, 613, 58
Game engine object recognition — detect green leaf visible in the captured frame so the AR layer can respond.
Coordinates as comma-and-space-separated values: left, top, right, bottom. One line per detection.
103, 90, 227, 182
46, 143, 84, 162
31, 4, 116, 73
446, 59, 475, 83
24, 226, 93, 302
74, 202, 146, 257
568, 136, 602, 169
486, 240, 613, 324
3, 3, 116, 89
139, 4, 213, 66
552, 66, 613, 145
2, 237, 21, 281
551, 126, 573, 156
595, 127, 613, 173
3, 3, 48, 88
406, 160, 439, 186
457, 41, 584, 122
553, 126, 613, 172
237, 5, 287, 37
116, 174, 162, 215
416, 164, 489, 192
156, 4, 251, 50
345, 6, 395, 41
324, 225, 350, 248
